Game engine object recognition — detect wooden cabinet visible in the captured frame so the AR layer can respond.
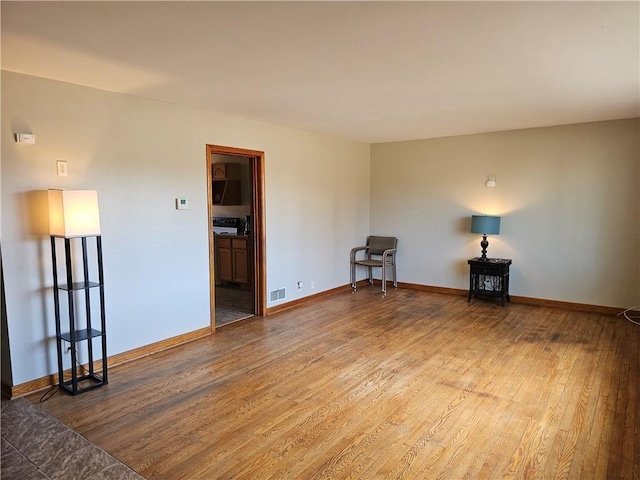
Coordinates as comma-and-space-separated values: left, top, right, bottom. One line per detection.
231, 241, 249, 284
217, 236, 249, 284
212, 163, 242, 205
217, 239, 233, 281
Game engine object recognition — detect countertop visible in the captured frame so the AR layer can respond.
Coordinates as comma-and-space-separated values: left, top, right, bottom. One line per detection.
214, 233, 250, 239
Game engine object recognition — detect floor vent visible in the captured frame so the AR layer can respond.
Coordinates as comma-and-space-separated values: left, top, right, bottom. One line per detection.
270, 288, 286, 302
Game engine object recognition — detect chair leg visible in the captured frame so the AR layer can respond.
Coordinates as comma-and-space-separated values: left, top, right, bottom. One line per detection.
381, 264, 387, 294
350, 262, 356, 290
392, 264, 397, 288
368, 267, 373, 285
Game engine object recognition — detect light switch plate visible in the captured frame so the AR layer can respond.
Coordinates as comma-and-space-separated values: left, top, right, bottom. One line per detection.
176, 198, 188, 210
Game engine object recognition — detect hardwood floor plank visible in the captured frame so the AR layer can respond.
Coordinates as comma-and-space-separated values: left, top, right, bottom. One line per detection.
591, 320, 622, 479
618, 315, 639, 479
28, 289, 639, 479
548, 313, 604, 478
604, 316, 629, 479
633, 317, 640, 480
581, 317, 619, 478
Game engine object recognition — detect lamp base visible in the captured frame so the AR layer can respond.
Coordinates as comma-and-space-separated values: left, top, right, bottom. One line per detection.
480, 235, 489, 261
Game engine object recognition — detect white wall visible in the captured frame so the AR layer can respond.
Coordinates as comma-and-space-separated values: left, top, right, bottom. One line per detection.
371, 119, 640, 308
1, 72, 370, 386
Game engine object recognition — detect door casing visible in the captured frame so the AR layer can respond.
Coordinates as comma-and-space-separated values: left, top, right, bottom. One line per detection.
206, 144, 266, 329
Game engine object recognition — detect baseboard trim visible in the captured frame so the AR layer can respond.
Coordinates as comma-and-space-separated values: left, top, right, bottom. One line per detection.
507, 295, 622, 316
397, 282, 468, 297
10, 375, 57, 399
8, 326, 212, 399
398, 281, 623, 315
271, 280, 623, 316
107, 326, 212, 367
266, 284, 352, 316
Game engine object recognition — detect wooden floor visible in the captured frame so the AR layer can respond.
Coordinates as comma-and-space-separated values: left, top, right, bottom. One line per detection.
31, 289, 639, 479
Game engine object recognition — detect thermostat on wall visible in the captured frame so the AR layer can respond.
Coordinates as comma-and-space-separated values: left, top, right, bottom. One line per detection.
15, 133, 36, 144
176, 198, 188, 210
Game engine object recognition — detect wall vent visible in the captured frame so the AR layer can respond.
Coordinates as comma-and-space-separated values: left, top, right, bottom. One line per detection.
269, 288, 286, 302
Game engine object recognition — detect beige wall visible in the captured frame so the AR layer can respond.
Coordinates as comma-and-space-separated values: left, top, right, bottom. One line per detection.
371, 119, 639, 308
1, 72, 370, 386
3, 69, 636, 388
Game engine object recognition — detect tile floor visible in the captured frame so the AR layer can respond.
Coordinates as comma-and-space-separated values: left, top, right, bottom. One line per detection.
215, 285, 254, 327
1, 397, 143, 480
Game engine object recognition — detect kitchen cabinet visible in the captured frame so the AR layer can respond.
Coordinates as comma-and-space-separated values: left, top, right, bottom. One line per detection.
212, 163, 242, 205
217, 236, 249, 284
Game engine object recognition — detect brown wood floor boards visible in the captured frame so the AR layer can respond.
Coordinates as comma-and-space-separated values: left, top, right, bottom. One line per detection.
30, 288, 639, 479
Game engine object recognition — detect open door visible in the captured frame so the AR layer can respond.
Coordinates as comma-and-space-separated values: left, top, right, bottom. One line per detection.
206, 145, 266, 330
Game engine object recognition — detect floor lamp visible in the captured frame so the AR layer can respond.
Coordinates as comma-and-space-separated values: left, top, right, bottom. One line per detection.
49, 189, 108, 394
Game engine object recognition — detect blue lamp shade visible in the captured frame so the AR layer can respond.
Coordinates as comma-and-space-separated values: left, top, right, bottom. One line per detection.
470, 215, 500, 235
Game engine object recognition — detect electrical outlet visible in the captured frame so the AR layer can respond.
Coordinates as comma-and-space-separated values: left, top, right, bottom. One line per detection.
56, 160, 68, 177
297, 281, 302, 291
311, 281, 315, 289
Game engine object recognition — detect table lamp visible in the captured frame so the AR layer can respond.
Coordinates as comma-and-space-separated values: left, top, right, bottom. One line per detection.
470, 215, 500, 261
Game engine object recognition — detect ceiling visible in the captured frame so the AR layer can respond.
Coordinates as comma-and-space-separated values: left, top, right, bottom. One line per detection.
2, 1, 638, 144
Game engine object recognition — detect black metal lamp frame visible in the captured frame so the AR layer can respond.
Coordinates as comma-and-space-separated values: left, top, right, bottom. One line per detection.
51, 235, 108, 395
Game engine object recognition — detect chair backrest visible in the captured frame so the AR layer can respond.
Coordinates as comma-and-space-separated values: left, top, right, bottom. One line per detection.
367, 236, 398, 256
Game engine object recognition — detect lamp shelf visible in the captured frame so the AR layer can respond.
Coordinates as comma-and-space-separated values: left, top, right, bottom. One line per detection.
59, 373, 106, 395
57, 281, 102, 291
59, 328, 103, 343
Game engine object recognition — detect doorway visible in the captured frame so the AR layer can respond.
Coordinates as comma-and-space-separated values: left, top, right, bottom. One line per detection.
206, 145, 265, 329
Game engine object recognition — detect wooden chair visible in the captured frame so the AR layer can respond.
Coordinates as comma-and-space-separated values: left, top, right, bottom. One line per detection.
350, 236, 398, 294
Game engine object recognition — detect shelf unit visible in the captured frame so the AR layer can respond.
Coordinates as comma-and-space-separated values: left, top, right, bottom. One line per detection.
212, 163, 242, 205
51, 235, 108, 395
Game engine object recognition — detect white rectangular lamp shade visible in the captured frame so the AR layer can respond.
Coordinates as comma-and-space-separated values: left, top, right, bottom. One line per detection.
48, 189, 101, 237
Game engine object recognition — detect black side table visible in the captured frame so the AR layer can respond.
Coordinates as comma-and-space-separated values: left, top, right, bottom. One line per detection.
467, 257, 512, 307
